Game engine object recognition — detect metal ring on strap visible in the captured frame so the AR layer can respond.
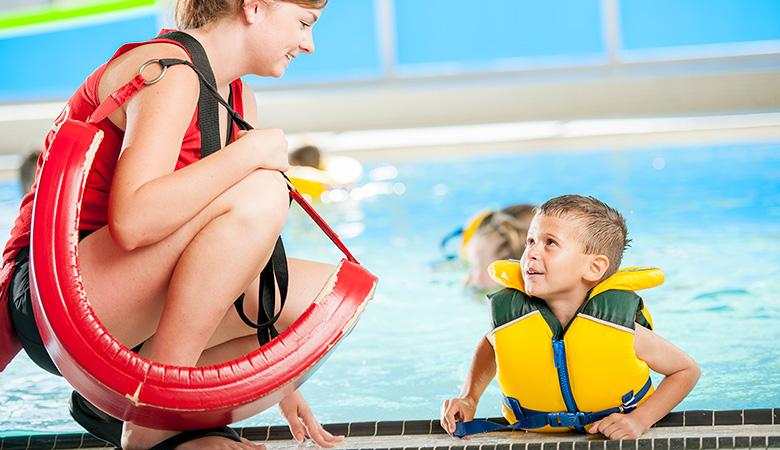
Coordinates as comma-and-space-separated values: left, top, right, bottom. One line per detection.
137, 59, 167, 85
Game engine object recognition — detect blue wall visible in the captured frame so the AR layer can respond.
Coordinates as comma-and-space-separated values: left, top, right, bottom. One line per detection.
0, 11, 159, 101
620, 0, 780, 50
394, 0, 605, 73
1, 0, 779, 101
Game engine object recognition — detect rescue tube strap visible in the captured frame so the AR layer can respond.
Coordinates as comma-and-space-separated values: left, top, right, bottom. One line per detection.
157, 31, 221, 158
85, 31, 359, 347
155, 31, 288, 345
234, 237, 289, 344
452, 377, 653, 438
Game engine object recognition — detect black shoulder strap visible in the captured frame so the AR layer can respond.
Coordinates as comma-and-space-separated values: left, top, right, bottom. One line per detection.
153, 33, 288, 347
156, 31, 222, 158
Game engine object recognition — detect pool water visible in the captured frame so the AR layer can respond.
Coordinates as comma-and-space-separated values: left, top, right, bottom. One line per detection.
1, 140, 779, 436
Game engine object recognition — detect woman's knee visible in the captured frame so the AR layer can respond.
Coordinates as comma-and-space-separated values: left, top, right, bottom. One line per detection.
225, 170, 289, 234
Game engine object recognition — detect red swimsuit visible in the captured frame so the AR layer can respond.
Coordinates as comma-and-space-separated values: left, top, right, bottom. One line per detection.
0, 31, 245, 371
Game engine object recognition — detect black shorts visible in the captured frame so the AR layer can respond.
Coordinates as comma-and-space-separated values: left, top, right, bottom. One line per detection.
8, 246, 61, 376
8, 230, 141, 376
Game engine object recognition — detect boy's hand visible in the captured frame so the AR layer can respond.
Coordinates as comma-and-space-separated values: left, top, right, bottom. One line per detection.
440, 397, 477, 437
278, 390, 344, 447
589, 413, 646, 440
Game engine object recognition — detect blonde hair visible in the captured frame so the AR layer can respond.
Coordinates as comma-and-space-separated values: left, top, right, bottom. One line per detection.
175, 0, 328, 30
474, 204, 536, 261
538, 195, 629, 279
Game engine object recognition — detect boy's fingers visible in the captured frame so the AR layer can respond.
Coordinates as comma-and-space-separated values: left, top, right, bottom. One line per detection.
588, 419, 601, 434
445, 407, 459, 434
440, 401, 452, 432
440, 414, 451, 434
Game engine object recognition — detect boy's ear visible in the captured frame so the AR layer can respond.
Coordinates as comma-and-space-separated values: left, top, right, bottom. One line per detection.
583, 255, 610, 283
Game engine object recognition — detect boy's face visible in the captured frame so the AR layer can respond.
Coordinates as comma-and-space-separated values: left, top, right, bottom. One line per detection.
521, 213, 595, 302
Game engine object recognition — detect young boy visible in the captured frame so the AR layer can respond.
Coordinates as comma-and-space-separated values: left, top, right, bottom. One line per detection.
440, 195, 700, 440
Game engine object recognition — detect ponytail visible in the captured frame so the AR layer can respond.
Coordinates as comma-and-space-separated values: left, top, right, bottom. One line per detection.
174, 0, 328, 30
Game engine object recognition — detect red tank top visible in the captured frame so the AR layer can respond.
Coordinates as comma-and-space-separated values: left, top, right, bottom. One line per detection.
3, 31, 246, 264
0, 31, 246, 370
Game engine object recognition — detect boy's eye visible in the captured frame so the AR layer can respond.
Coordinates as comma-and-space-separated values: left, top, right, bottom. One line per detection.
546, 239, 556, 246
300, 20, 311, 28
526, 238, 535, 246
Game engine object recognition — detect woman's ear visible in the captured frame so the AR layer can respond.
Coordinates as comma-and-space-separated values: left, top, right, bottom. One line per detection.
242, 0, 259, 24
583, 255, 609, 283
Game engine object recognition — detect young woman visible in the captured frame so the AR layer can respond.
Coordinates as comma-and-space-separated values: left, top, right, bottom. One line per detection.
2, 0, 346, 448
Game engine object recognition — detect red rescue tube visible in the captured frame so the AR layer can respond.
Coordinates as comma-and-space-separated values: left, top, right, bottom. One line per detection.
29, 119, 377, 429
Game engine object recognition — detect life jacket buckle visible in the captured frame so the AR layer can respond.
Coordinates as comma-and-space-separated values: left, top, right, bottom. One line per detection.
621, 390, 638, 410
547, 412, 586, 428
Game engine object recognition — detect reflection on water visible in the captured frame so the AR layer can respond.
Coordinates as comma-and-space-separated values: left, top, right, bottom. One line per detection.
1, 141, 779, 434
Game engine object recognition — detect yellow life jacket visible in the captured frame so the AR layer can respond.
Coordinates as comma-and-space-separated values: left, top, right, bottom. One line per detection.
486, 261, 661, 433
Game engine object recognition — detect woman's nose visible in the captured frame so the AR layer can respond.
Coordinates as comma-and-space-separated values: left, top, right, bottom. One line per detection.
301, 32, 315, 54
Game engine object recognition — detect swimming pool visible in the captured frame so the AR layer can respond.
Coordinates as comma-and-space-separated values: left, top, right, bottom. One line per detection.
1, 139, 778, 436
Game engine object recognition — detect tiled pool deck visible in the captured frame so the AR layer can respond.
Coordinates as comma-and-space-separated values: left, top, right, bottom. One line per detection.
2, 410, 778, 450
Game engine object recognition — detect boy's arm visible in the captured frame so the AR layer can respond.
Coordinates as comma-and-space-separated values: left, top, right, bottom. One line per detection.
590, 325, 700, 440
440, 334, 497, 436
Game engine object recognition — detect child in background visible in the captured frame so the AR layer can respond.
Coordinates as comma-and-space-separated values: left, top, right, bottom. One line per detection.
287, 144, 363, 198
19, 145, 42, 194
462, 204, 535, 291
441, 195, 700, 440
289, 144, 321, 168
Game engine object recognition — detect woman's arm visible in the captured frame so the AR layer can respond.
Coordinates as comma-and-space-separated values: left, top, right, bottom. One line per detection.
105, 53, 288, 250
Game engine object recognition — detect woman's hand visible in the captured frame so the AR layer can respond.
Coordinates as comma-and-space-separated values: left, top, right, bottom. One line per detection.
235, 128, 290, 172
278, 390, 344, 447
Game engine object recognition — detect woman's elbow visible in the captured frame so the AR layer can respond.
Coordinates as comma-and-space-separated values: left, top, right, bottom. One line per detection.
108, 216, 143, 252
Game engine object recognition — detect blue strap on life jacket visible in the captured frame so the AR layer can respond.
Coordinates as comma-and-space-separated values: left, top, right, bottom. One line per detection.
452, 377, 653, 438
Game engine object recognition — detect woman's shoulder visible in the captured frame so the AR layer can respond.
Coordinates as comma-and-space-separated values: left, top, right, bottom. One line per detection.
99, 41, 195, 100
97, 40, 200, 130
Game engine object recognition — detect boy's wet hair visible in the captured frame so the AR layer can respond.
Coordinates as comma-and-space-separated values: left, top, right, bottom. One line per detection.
538, 195, 630, 279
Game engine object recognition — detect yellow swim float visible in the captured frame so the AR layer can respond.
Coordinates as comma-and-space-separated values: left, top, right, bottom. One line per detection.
287, 156, 364, 199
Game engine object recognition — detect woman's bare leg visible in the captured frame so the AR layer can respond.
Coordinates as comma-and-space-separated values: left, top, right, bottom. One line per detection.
197, 258, 336, 365
78, 169, 288, 449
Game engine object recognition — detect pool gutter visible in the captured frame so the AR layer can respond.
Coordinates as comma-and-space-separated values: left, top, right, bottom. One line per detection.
1, 409, 778, 450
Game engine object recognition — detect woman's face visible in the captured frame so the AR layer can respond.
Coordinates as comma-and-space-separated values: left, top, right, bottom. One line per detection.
247, 1, 321, 78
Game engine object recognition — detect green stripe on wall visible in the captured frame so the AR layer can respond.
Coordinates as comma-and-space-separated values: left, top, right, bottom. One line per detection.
0, 0, 156, 29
